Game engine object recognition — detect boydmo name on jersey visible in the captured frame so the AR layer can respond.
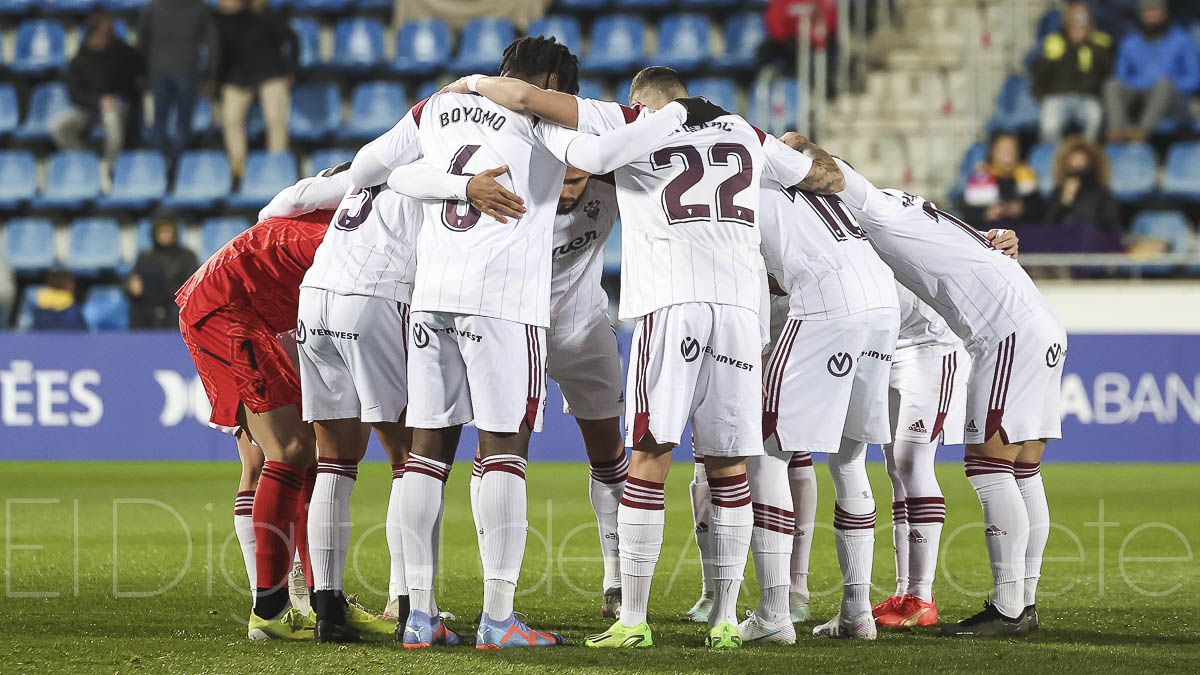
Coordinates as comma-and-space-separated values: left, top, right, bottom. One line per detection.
439, 106, 507, 131
0, 360, 102, 427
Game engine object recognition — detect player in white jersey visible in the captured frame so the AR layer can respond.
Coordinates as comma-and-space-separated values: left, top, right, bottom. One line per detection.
450, 65, 842, 649
349, 38, 718, 649
829, 154, 1063, 637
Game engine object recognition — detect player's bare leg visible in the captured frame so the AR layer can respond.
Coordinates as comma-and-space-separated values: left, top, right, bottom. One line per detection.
374, 418, 413, 629
234, 433, 263, 600
786, 451, 817, 622
813, 436, 877, 640
576, 416, 628, 618
685, 452, 714, 622
1015, 440, 1048, 632
740, 439, 797, 644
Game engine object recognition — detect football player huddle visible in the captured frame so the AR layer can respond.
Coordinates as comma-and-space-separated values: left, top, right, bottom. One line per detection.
177, 35, 1064, 650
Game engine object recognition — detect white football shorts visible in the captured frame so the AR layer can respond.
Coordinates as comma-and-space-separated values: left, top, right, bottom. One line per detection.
963, 309, 1067, 445
546, 309, 624, 420
296, 288, 410, 424
626, 302, 764, 458
407, 311, 546, 434
763, 308, 900, 453
889, 344, 971, 446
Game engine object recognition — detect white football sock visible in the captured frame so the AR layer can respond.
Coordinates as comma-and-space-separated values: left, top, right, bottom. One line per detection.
830, 437, 875, 617
749, 447, 793, 624
589, 453, 628, 591
386, 464, 407, 599
618, 476, 666, 626
688, 455, 714, 597
894, 437, 945, 603
884, 444, 909, 597
470, 455, 484, 560
478, 454, 528, 620
787, 451, 816, 601
965, 457, 1029, 618
401, 454, 451, 616
233, 491, 256, 599
1015, 461, 1049, 607
308, 458, 358, 593
707, 471, 752, 627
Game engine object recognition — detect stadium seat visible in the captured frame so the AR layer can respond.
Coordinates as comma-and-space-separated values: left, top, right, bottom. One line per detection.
450, 18, 515, 74
1161, 141, 1200, 202
102, 0, 147, 11
309, 148, 356, 176
11, 19, 67, 75
417, 81, 439, 102
586, 15, 646, 74
653, 14, 710, 73
679, 0, 736, 7
712, 13, 765, 71
291, 18, 321, 71
527, 15, 582, 51
227, 152, 298, 209
81, 285, 129, 331
292, 0, 349, 12
1131, 210, 1193, 276
355, 0, 393, 11
614, 0, 669, 9
65, 217, 121, 276
554, 0, 607, 11
341, 81, 407, 141
3, 218, 57, 274
134, 217, 153, 253
950, 142, 987, 200
0, 151, 37, 209
33, 151, 101, 210
1106, 142, 1156, 203
143, 96, 213, 143
1028, 142, 1056, 198
199, 217, 249, 260
987, 75, 1039, 133
40, 0, 98, 13
15, 285, 45, 331
290, 83, 341, 142
603, 218, 621, 275
0, 0, 36, 14
98, 150, 168, 211
747, 78, 801, 136
163, 150, 232, 210
689, 77, 738, 115
577, 79, 606, 101
328, 17, 385, 72
390, 18, 451, 76
0, 84, 18, 138
14, 81, 70, 142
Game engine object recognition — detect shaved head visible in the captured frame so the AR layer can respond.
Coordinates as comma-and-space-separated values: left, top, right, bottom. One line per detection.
629, 66, 688, 110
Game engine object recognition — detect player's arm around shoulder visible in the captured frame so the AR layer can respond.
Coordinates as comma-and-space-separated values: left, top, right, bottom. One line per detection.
443, 75, 584, 129
776, 132, 845, 195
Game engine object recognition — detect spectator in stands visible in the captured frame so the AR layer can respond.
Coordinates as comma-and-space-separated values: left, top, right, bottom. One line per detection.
50, 13, 144, 168
31, 270, 86, 332
963, 131, 1041, 226
760, 0, 837, 80
0, 257, 14, 330
1103, 0, 1200, 143
214, 0, 298, 181
139, 0, 220, 170
127, 220, 199, 329
1044, 135, 1122, 235
1031, 2, 1113, 142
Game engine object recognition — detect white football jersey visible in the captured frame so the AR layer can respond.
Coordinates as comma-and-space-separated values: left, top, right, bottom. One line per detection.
301, 186, 422, 303
576, 99, 817, 320
550, 177, 618, 334
759, 180, 898, 320
894, 282, 962, 360
837, 160, 1058, 350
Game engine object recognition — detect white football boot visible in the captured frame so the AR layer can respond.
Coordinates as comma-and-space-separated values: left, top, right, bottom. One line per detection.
738, 610, 796, 644
812, 611, 877, 640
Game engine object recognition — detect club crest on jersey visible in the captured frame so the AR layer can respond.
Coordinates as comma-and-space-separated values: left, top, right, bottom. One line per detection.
827, 352, 853, 377
1045, 343, 1065, 367
680, 337, 701, 362
583, 199, 602, 220
413, 323, 430, 349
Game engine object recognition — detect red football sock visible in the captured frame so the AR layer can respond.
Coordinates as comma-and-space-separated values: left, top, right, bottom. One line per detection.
295, 465, 317, 588
254, 461, 304, 596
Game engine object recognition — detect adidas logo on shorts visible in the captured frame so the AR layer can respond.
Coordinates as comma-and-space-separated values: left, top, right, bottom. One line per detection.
907, 419, 926, 433
966, 419, 979, 433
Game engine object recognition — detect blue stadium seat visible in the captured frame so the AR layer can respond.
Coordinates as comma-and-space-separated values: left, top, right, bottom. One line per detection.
3, 218, 57, 274
689, 77, 738, 115
341, 81, 407, 141
679, 0, 736, 7
292, 0, 349, 11
712, 13, 765, 71
1131, 210, 1193, 276
654, 14, 710, 72
1035, 9, 1062, 42
614, 0, 669, 9
355, 0, 392, 11
1161, 141, 1200, 202
747, 79, 801, 136
987, 75, 1039, 133
11, 20, 67, 75
309, 148, 356, 176
391, 18, 451, 76
81, 285, 129, 331
555, 0, 607, 10
0, 0, 36, 14
134, 217, 153, 253
950, 142, 987, 200
1106, 142, 1156, 203
66, 217, 121, 276
1028, 142, 1056, 198
199, 217, 249, 260
603, 218, 621, 275
143, 96, 213, 143
0, 85, 18, 138
0, 151, 37, 209
416, 81, 439, 101
328, 17, 385, 72
14, 82, 70, 142
576, 79, 606, 101
586, 15, 645, 74
528, 15, 581, 51
102, 0, 147, 11
291, 18, 320, 72
227, 151, 298, 209
16, 285, 44, 331
163, 150, 232, 210
450, 18, 515, 74
98, 150, 167, 210
33, 151, 101, 210
290, 83, 341, 142
40, 0, 98, 13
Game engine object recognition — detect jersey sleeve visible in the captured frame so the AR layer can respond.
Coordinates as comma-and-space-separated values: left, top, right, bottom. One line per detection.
386, 161, 471, 201
537, 101, 687, 174
759, 133, 815, 189
574, 97, 639, 134
257, 170, 354, 222
349, 100, 427, 187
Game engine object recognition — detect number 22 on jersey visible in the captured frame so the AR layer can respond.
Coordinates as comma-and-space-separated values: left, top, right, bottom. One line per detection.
651, 143, 755, 227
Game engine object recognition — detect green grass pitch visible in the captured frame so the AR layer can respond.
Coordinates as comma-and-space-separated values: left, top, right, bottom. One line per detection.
3, 461, 1198, 673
